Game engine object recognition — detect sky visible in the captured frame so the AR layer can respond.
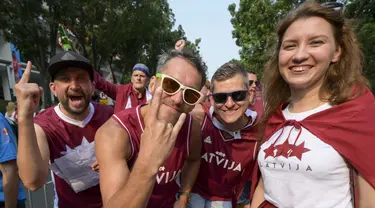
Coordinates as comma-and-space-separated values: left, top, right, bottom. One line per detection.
168, 0, 241, 79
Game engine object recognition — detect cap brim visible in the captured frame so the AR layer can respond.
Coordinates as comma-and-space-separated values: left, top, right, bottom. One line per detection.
48, 60, 94, 80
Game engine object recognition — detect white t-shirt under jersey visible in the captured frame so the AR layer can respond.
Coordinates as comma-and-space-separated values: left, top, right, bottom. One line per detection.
258, 103, 352, 208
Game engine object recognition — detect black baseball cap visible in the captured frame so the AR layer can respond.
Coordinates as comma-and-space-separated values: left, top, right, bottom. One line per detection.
48, 51, 94, 81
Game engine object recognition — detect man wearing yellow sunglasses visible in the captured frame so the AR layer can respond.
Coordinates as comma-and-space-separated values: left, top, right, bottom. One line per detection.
95, 48, 207, 208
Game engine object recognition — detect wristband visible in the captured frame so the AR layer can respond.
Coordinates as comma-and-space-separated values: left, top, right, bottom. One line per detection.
178, 191, 191, 199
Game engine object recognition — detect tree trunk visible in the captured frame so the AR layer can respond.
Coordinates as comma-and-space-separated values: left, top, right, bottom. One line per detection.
38, 45, 52, 107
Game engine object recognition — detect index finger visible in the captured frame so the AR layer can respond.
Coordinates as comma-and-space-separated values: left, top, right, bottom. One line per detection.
147, 87, 163, 124
18, 61, 32, 84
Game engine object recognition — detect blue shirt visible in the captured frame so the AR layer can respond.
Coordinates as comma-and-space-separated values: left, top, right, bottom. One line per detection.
0, 113, 26, 202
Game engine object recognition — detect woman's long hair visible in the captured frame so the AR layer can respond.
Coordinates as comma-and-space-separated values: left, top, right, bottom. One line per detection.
260, 1, 369, 141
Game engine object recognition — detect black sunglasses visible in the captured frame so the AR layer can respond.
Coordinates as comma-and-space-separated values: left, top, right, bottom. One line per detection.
249, 80, 260, 88
211, 90, 248, 104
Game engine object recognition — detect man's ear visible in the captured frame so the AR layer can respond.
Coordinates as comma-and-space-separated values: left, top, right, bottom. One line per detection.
49, 82, 57, 97
148, 76, 156, 94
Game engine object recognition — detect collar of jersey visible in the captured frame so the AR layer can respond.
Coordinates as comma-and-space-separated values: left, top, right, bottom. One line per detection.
209, 106, 257, 139
54, 102, 95, 128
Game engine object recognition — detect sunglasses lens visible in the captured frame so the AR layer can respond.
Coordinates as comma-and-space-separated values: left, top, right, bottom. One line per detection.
249, 80, 254, 86
212, 93, 228, 104
184, 89, 201, 105
255, 81, 260, 88
162, 77, 180, 94
232, 91, 248, 102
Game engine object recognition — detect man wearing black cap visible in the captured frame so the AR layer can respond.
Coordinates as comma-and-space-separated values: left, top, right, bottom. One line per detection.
14, 51, 113, 208
94, 63, 152, 113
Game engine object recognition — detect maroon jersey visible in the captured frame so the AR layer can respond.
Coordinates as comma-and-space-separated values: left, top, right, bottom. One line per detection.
249, 85, 264, 119
112, 105, 192, 208
192, 105, 258, 201
94, 71, 151, 113
34, 102, 113, 208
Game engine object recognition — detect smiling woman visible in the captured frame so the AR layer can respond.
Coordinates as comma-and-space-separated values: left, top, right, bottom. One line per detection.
251, 1, 375, 208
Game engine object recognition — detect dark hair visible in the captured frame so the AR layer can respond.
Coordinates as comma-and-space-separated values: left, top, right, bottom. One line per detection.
157, 48, 207, 89
210, 62, 249, 92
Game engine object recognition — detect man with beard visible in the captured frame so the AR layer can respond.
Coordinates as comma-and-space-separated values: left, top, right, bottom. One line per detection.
188, 63, 258, 208
95, 48, 206, 208
94, 63, 152, 113
14, 51, 113, 208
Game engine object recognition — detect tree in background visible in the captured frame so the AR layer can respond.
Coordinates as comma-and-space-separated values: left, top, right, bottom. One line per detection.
345, 0, 375, 91
0, 0, 203, 105
0, 0, 61, 106
229, 0, 375, 92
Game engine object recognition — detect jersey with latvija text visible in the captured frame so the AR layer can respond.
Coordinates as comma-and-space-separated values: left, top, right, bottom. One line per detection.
192, 104, 258, 201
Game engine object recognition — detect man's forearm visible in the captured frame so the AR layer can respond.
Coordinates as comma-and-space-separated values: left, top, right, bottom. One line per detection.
106, 157, 158, 208
1, 162, 19, 208
17, 118, 47, 190
94, 71, 118, 100
179, 158, 201, 205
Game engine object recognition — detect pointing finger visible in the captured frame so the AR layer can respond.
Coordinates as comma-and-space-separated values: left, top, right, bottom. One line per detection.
18, 61, 32, 84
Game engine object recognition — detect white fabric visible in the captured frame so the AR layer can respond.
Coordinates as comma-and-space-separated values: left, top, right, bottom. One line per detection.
4, 111, 16, 121
125, 89, 152, 109
209, 106, 257, 139
54, 103, 95, 128
258, 103, 352, 208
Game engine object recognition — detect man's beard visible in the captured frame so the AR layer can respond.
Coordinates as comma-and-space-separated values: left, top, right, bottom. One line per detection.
60, 92, 91, 115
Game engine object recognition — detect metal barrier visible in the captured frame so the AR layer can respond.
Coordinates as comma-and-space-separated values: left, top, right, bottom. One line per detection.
25, 178, 54, 208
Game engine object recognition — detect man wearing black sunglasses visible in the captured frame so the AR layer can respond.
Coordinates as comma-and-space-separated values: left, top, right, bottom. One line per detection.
189, 63, 258, 208
247, 71, 259, 105
95, 48, 207, 208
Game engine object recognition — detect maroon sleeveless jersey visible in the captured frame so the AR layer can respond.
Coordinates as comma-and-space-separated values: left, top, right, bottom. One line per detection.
34, 102, 113, 208
192, 105, 258, 201
112, 105, 192, 208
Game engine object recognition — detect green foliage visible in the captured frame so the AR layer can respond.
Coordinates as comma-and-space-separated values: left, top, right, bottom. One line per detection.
344, 0, 375, 91
0, 0, 203, 102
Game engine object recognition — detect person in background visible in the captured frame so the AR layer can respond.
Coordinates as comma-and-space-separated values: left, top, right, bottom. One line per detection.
247, 71, 258, 105
94, 63, 152, 113
251, 2, 375, 208
4, 102, 16, 122
247, 71, 264, 119
0, 113, 27, 208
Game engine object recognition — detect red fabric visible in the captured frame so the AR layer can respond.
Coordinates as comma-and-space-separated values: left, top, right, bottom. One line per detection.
94, 71, 147, 113
192, 107, 257, 202
34, 103, 113, 208
251, 88, 375, 207
258, 200, 277, 208
250, 88, 264, 119
112, 105, 192, 208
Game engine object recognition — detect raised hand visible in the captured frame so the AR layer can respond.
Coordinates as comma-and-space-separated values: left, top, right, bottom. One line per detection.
139, 87, 186, 168
14, 61, 43, 119
175, 40, 186, 51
